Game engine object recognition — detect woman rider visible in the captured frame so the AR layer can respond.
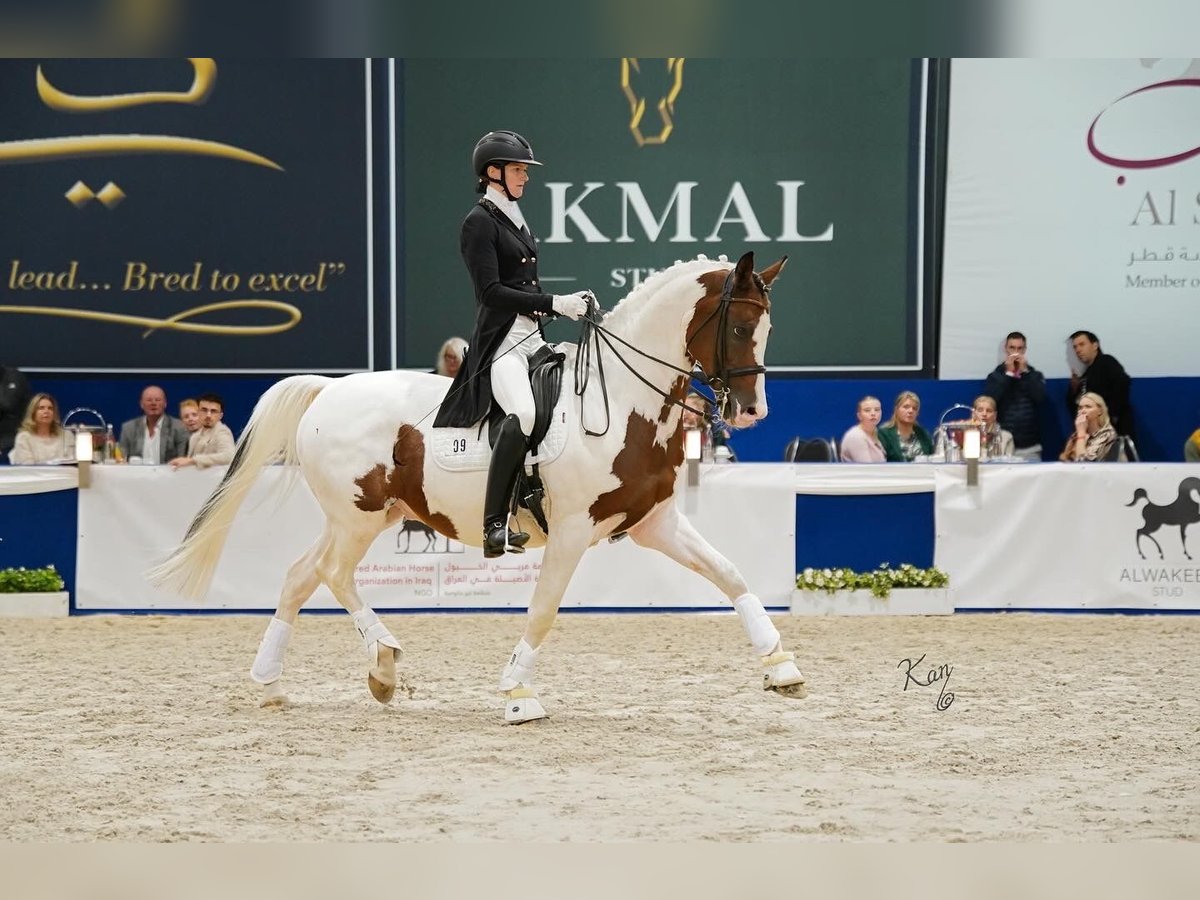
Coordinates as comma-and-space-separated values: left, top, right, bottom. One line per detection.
433, 130, 594, 557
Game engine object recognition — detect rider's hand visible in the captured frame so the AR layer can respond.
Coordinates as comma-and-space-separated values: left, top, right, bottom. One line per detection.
552, 292, 590, 321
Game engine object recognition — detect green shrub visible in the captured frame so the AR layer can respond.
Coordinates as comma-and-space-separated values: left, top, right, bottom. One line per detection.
0, 565, 65, 593
796, 563, 949, 599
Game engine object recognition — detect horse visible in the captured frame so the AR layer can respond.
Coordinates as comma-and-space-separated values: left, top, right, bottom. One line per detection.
397, 518, 439, 553
148, 250, 806, 722
1126, 477, 1200, 560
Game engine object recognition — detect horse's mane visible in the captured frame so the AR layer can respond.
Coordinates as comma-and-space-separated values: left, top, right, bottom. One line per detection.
604, 256, 732, 326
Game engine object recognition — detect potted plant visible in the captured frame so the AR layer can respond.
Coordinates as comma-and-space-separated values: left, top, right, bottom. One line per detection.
791, 563, 952, 616
0, 565, 69, 617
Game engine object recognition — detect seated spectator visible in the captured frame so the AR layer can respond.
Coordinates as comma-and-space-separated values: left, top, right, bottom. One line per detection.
983, 331, 1046, 460
840, 395, 886, 462
0, 364, 32, 460
170, 393, 235, 469
1059, 391, 1118, 462
933, 395, 1016, 460
9, 393, 72, 464
1186, 427, 1200, 462
681, 389, 736, 462
878, 391, 933, 462
118, 384, 190, 465
434, 337, 469, 378
179, 398, 202, 434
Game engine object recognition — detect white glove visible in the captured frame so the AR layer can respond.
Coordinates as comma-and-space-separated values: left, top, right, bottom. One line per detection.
551, 291, 590, 321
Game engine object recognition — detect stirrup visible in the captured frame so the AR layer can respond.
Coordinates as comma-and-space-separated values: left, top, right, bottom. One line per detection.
484, 522, 527, 558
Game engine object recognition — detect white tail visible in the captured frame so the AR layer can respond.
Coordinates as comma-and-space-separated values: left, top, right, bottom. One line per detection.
145, 374, 332, 600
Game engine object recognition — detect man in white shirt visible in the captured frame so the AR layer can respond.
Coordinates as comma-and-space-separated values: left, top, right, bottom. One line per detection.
169, 393, 235, 469
118, 384, 189, 464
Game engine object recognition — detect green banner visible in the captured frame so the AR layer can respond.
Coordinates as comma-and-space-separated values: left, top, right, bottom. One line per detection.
400, 58, 926, 371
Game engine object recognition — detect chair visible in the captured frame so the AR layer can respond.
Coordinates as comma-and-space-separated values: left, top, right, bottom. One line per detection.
1102, 439, 1122, 462
1119, 435, 1140, 462
784, 436, 839, 462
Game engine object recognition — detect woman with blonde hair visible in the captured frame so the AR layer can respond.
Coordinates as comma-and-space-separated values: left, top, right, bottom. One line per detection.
878, 391, 933, 462
9, 392, 71, 464
433, 337, 469, 378
1059, 391, 1117, 462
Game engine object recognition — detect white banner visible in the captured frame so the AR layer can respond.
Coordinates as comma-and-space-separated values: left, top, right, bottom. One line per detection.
936, 463, 1200, 610
941, 59, 1200, 379
76, 464, 795, 611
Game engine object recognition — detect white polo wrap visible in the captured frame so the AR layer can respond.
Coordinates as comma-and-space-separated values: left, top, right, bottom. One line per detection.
734, 592, 781, 657
498, 638, 539, 692
250, 616, 293, 684
352, 608, 402, 656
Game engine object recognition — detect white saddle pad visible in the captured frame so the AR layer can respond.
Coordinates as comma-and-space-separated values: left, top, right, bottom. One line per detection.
430, 389, 572, 473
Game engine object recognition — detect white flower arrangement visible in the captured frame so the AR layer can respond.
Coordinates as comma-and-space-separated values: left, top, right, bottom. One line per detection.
795, 563, 949, 599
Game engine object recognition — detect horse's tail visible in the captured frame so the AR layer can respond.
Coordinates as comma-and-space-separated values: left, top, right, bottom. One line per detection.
1125, 487, 1150, 507
145, 374, 333, 600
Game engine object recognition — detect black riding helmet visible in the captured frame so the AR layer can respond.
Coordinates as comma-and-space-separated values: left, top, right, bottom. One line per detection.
473, 130, 542, 200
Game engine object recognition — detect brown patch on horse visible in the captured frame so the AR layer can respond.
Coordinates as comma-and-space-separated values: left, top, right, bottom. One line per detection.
352, 424, 458, 539
658, 375, 689, 424
589, 412, 685, 532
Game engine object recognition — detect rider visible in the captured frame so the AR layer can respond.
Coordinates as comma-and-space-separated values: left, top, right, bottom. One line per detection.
433, 130, 594, 558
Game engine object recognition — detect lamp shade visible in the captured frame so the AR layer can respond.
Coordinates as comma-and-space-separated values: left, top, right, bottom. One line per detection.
75, 430, 94, 463
962, 427, 981, 461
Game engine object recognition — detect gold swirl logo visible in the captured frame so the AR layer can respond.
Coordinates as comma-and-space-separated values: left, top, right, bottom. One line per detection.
0, 299, 302, 338
0, 58, 283, 187
620, 58, 685, 146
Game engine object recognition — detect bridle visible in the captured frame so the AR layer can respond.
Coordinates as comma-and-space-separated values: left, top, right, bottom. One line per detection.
574, 266, 770, 436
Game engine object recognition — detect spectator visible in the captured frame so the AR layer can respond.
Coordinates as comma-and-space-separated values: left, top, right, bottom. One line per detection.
118, 384, 189, 465
0, 364, 32, 459
983, 331, 1046, 460
840, 395, 886, 462
1059, 392, 1118, 462
1185, 427, 1200, 462
878, 391, 933, 462
940, 394, 1016, 459
179, 398, 202, 434
434, 337, 469, 378
9, 393, 71, 464
170, 393, 235, 469
1067, 330, 1134, 439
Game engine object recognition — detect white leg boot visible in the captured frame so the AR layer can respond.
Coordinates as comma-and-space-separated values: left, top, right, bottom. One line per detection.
251, 617, 293, 708
352, 608, 403, 703
498, 639, 548, 724
733, 593, 807, 696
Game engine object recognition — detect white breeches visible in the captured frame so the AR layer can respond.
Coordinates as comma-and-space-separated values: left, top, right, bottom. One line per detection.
490, 316, 545, 436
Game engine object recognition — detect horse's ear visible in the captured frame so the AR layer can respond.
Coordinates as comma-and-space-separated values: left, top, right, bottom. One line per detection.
759, 256, 788, 288
734, 251, 756, 285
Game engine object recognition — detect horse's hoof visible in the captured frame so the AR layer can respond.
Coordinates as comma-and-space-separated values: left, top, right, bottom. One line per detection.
260, 681, 289, 708
368, 673, 395, 704
367, 644, 400, 704
768, 681, 808, 699
504, 689, 549, 725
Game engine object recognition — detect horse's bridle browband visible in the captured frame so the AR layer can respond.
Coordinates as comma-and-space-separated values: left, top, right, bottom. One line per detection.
573, 266, 770, 436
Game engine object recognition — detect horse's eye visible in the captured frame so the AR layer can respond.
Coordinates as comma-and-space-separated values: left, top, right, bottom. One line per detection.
732, 325, 751, 340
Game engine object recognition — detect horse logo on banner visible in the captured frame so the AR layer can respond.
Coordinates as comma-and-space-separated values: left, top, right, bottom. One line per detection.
1126, 476, 1200, 560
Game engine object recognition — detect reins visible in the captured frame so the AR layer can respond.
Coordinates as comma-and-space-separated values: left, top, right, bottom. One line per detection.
574, 267, 770, 436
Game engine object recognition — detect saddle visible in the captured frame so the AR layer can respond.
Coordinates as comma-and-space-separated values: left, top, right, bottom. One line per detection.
429, 344, 568, 535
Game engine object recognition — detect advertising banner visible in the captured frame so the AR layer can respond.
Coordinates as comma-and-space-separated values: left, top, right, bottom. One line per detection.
942, 58, 1200, 379
399, 58, 930, 372
0, 59, 373, 373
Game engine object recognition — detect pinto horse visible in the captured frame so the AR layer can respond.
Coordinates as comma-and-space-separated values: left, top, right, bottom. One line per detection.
148, 251, 806, 721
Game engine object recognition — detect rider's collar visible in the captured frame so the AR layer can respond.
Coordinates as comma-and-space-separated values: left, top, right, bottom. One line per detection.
485, 185, 528, 232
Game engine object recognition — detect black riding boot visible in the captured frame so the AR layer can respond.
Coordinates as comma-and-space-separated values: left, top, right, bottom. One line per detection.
483, 414, 531, 558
